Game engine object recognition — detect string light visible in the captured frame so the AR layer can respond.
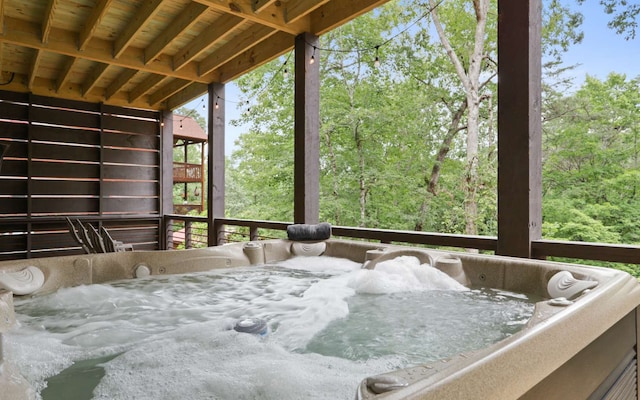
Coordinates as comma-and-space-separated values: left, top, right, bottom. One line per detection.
177, 96, 206, 128
302, 2, 439, 69
309, 46, 316, 65
164, 2, 439, 127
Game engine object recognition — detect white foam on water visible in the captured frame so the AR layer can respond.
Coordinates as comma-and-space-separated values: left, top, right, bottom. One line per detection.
349, 255, 469, 293
4, 255, 533, 400
92, 320, 399, 400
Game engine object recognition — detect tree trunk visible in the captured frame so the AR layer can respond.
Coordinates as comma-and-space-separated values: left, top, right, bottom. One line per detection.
415, 99, 467, 231
355, 122, 368, 227
323, 127, 341, 224
429, 0, 489, 236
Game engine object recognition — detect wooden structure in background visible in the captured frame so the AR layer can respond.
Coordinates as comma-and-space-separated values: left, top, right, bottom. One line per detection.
0, 91, 161, 260
172, 115, 207, 215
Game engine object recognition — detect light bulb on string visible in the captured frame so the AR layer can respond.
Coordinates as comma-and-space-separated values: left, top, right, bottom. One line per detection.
215, 96, 220, 110
283, 61, 288, 78
309, 46, 316, 65
374, 45, 380, 68
179, 120, 183, 129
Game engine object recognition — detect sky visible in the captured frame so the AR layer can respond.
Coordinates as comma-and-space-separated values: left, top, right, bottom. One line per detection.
183, 0, 639, 156
560, 1, 640, 83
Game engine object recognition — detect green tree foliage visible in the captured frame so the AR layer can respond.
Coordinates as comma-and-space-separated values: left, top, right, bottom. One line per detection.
577, 0, 640, 39
226, 0, 638, 277
228, 58, 295, 221
543, 73, 640, 245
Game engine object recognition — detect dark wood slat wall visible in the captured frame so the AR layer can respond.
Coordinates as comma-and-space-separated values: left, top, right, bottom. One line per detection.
0, 90, 162, 260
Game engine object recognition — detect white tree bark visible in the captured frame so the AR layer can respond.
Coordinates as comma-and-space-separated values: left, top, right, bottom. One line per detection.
429, 0, 489, 236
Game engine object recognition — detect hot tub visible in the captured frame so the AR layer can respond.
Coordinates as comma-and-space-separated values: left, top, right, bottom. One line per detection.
1, 239, 639, 399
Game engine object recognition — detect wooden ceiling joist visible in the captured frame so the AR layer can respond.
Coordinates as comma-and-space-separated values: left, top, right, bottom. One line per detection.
311, 0, 391, 35
144, 2, 209, 65
28, 49, 43, 90
148, 78, 190, 106
82, 62, 110, 97
113, 0, 164, 59
165, 81, 208, 111
55, 56, 77, 92
199, 24, 276, 77
105, 68, 138, 100
217, 30, 292, 82
129, 73, 167, 103
252, 0, 277, 13
192, 0, 309, 35
78, 0, 115, 51
286, 0, 330, 24
172, 15, 244, 72
0, 0, 392, 110
3, 17, 205, 83
42, 0, 58, 44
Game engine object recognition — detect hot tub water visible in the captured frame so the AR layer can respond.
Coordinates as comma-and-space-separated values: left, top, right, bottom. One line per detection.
5, 255, 537, 400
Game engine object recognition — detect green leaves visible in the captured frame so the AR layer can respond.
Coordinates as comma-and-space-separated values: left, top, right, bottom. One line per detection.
223, 0, 639, 278
542, 73, 640, 255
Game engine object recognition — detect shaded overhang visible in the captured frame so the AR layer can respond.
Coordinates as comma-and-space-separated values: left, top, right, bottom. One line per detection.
0, 0, 391, 112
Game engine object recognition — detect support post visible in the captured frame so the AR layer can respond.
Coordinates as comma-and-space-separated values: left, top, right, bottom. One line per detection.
497, 0, 543, 258
294, 33, 320, 224
208, 83, 225, 246
161, 111, 174, 250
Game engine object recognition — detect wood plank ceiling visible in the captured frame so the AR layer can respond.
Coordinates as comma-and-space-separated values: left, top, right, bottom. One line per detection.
0, 0, 389, 111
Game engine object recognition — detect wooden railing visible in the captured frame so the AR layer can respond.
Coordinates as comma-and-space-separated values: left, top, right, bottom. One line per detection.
164, 216, 640, 266
173, 162, 202, 182
164, 214, 208, 250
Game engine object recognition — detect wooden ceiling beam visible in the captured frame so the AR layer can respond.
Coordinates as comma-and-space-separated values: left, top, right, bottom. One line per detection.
105, 68, 138, 100
78, 0, 115, 51
129, 73, 167, 102
165, 81, 208, 111
28, 49, 43, 90
148, 78, 191, 106
0, 0, 4, 35
173, 15, 244, 71
217, 30, 293, 82
42, 0, 58, 44
26, 74, 146, 109
286, 0, 330, 24
199, 24, 276, 76
2, 16, 210, 83
114, 0, 164, 59
253, 0, 277, 13
144, 2, 208, 65
310, 0, 389, 35
82, 62, 109, 97
193, 0, 309, 34
55, 56, 78, 92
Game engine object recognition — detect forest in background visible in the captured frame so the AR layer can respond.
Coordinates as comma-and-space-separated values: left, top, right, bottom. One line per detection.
177, 0, 640, 274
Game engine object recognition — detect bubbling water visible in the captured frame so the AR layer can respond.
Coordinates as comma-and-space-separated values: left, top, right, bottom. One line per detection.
5, 255, 536, 400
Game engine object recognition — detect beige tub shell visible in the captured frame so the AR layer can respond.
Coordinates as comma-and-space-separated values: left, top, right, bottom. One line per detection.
0, 239, 638, 400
